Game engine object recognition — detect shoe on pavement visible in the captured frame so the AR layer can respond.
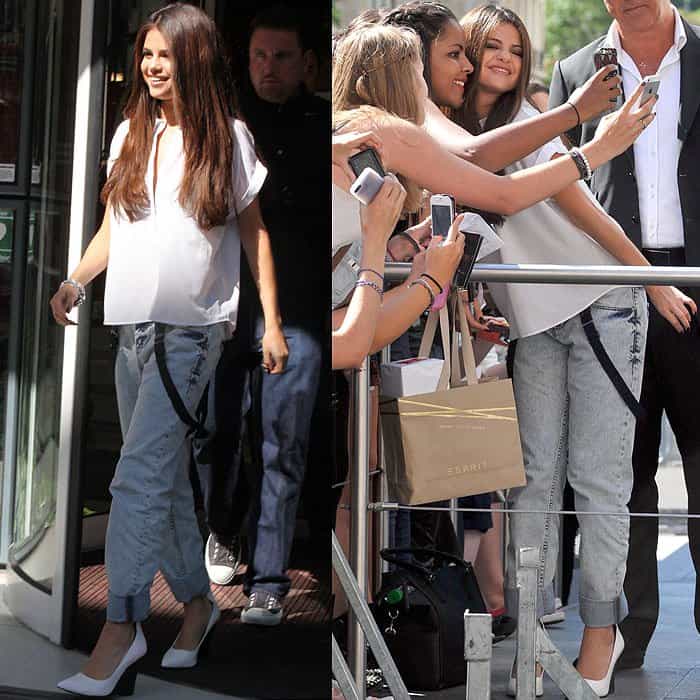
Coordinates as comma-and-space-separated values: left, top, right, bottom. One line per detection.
540, 597, 566, 626
205, 532, 241, 585
241, 590, 283, 626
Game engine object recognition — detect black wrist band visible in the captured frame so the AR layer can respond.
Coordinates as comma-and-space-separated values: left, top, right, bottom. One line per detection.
358, 267, 384, 282
567, 101, 581, 127
420, 272, 443, 294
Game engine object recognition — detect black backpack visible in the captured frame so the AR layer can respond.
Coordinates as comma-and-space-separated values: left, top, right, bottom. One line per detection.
373, 548, 487, 690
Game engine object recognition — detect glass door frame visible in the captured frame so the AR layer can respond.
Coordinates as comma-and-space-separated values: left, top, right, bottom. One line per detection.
3, 0, 107, 645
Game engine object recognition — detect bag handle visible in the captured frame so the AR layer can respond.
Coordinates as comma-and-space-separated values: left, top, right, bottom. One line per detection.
379, 547, 470, 574
450, 292, 479, 387
417, 305, 452, 391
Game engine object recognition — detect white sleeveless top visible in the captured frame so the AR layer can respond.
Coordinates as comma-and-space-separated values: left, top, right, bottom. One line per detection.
332, 184, 362, 309
486, 102, 618, 340
103, 118, 266, 327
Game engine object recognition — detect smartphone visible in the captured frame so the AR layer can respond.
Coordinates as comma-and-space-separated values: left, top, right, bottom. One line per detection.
430, 194, 455, 238
594, 47, 618, 77
594, 47, 621, 109
454, 232, 483, 289
348, 147, 385, 178
349, 167, 384, 205
640, 74, 660, 106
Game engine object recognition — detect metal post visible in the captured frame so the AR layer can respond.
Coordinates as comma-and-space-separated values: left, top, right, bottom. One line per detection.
516, 547, 539, 700
349, 358, 371, 698
333, 636, 360, 700
379, 346, 391, 572
333, 532, 410, 700
464, 612, 492, 699
515, 546, 599, 700
450, 497, 459, 534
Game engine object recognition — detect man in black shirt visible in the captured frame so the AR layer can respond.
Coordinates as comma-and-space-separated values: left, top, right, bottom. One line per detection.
202, 5, 328, 626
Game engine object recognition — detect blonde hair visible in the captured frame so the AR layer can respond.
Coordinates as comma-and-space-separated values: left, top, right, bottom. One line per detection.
333, 24, 424, 212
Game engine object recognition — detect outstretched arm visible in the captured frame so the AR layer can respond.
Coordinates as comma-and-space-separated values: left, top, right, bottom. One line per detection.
425, 65, 619, 172
376, 82, 652, 216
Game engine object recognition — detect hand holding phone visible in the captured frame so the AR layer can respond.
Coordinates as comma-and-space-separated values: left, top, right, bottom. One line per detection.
429, 194, 455, 240
349, 167, 385, 205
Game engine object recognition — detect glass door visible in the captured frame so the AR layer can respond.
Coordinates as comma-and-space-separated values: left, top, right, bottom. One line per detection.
2, 0, 86, 643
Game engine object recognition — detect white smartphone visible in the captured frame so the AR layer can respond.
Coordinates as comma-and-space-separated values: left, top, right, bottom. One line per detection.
430, 193, 455, 239
349, 167, 384, 205
640, 73, 660, 106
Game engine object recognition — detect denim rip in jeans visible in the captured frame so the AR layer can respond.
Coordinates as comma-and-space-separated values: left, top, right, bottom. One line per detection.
106, 322, 227, 622
504, 287, 648, 627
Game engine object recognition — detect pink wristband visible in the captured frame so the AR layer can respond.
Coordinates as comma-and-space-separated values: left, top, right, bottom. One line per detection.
430, 287, 448, 311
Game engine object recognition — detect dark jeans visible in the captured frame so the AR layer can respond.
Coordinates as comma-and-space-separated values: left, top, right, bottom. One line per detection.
621, 297, 700, 657
195, 325, 322, 599
244, 326, 323, 597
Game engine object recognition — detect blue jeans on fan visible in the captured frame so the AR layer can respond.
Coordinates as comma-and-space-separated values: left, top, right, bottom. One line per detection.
244, 325, 323, 598
106, 322, 226, 622
504, 287, 647, 627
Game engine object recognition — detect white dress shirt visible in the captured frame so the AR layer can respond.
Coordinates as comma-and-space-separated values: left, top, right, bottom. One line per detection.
604, 7, 686, 249
103, 118, 267, 327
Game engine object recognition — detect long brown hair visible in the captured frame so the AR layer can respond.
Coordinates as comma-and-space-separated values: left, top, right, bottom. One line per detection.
102, 3, 237, 230
332, 24, 424, 212
458, 4, 531, 135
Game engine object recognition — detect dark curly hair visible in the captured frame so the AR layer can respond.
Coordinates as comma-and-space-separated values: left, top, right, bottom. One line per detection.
382, 2, 459, 98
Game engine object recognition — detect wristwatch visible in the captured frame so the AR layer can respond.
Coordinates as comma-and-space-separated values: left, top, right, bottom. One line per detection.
60, 278, 86, 306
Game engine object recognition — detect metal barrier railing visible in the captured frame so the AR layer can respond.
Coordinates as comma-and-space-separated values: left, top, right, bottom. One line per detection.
333, 263, 700, 700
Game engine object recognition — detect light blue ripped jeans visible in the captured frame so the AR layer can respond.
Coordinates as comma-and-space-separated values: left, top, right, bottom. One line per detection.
504, 287, 648, 627
105, 322, 227, 622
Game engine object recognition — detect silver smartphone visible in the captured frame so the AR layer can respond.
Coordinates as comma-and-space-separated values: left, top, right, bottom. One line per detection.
640, 73, 660, 106
349, 167, 384, 205
430, 193, 455, 239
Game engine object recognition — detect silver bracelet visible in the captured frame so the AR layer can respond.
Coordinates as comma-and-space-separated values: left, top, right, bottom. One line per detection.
355, 279, 383, 299
569, 147, 592, 181
60, 278, 86, 306
408, 277, 435, 310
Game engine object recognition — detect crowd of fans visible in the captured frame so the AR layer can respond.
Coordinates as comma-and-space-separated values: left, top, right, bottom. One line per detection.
332, 1, 699, 697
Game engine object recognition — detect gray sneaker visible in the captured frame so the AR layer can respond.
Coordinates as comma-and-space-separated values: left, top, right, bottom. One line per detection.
205, 533, 240, 585
241, 590, 283, 626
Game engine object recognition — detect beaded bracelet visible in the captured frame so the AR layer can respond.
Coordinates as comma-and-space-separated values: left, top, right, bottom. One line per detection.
358, 267, 384, 283
60, 278, 86, 306
355, 279, 383, 299
569, 147, 592, 181
420, 272, 443, 295
408, 277, 435, 310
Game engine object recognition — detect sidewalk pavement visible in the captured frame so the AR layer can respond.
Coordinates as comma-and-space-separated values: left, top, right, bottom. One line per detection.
0, 571, 248, 700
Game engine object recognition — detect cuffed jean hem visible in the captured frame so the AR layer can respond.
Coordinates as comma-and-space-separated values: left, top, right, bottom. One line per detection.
580, 593, 628, 627
167, 568, 211, 604
107, 588, 150, 623
247, 579, 290, 599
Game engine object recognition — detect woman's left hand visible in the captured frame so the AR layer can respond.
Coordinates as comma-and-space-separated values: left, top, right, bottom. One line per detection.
646, 285, 697, 333
262, 326, 289, 374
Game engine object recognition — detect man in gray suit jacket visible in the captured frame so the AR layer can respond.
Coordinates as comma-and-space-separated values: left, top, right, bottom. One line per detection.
549, 0, 700, 670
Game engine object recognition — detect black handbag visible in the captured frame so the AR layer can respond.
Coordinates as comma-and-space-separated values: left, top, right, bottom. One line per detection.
373, 547, 487, 690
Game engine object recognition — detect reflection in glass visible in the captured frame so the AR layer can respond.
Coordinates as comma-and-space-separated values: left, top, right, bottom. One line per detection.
0, 1, 23, 184
10, 0, 79, 589
0, 208, 14, 526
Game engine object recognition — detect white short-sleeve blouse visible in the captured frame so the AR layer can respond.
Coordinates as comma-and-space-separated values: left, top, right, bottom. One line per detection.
486, 102, 618, 340
103, 118, 267, 328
